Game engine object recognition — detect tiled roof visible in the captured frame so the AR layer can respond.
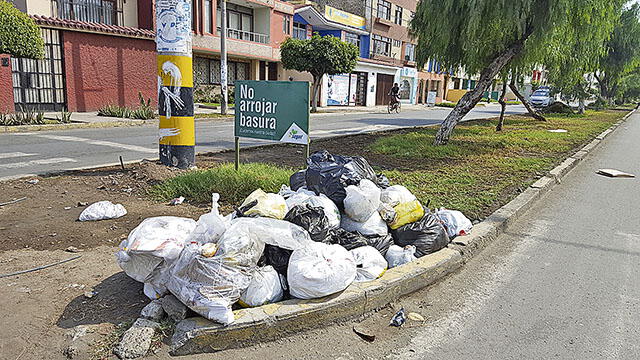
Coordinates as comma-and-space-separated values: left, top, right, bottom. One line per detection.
31, 15, 155, 39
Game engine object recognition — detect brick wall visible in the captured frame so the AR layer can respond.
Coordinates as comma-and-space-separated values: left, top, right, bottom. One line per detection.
62, 31, 157, 112
0, 54, 14, 113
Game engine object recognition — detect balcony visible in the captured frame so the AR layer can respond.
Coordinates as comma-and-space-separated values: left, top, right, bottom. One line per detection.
51, 0, 124, 26
217, 27, 270, 44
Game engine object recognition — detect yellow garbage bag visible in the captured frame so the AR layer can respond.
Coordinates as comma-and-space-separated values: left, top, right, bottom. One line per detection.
240, 189, 288, 219
389, 200, 425, 230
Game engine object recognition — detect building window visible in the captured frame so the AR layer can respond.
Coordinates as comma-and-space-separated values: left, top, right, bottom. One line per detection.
293, 22, 307, 40
394, 6, 403, 25
393, 39, 401, 47
216, 3, 266, 42
53, 0, 123, 25
195, 57, 250, 86
345, 32, 359, 48
372, 34, 391, 57
404, 43, 415, 61
204, 0, 213, 33
283, 15, 291, 35
377, 0, 391, 20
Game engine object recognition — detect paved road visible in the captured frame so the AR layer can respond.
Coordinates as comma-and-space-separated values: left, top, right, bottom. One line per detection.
0, 105, 524, 180
390, 112, 640, 359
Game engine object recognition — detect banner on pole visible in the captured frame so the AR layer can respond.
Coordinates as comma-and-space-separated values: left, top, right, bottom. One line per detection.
235, 81, 310, 145
156, 0, 192, 55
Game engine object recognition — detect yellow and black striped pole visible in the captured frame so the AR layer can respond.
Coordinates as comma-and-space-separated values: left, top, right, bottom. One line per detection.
156, 0, 195, 168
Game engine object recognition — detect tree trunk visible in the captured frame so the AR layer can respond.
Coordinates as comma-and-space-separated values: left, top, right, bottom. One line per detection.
594, 72, 611, 104
509, 79, 546, 121
311, 76, 321, 113
496, 79, 508, 131
434, 27, 533, 145
578, 97, 585, 114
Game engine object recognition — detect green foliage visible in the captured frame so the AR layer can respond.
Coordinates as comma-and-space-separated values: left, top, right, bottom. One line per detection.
149, 162, 293, 204
280, 34, 358, 80
0, 107, 45, 125
56, 109, 73, 123
97, 92, 155, 120
617, 71, 640, 102
370, 110, 623, 218
0, 0, 44, 58
435, 102, 457, 108
411, 0, 623, 77
596, 4, 640, 100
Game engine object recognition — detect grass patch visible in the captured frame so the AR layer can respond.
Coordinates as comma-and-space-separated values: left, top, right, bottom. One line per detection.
194, 113, 233, 119
149, 162, 293, 204
370, 110, 624, 219
435, 102, 457, 108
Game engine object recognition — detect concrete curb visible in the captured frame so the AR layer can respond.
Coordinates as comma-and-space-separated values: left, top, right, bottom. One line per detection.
169, 108, 637, 355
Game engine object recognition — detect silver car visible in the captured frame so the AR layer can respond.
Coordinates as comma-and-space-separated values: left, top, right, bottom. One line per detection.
530, 89, 552, 108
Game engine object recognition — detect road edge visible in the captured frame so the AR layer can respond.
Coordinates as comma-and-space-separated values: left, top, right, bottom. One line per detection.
169, 108, 637, 355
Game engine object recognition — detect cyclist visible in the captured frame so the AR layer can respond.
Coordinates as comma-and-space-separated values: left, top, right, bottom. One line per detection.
388, 83, 400, 106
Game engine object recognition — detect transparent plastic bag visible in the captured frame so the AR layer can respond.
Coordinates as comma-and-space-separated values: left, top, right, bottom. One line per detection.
385, 245, 417, 268
187, 193, 229, 244
344, 179, 381, 222
435, 208, 473, 238
115, 216, 197, 299
380, 185, 417, 207
288, 242, 357, 299
350, 246, 387, 282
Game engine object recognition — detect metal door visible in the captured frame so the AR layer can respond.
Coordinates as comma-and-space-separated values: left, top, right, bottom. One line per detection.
11, 28, 66, 111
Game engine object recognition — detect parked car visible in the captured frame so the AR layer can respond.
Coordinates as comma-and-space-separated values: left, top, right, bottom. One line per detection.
530, 88, 552, 108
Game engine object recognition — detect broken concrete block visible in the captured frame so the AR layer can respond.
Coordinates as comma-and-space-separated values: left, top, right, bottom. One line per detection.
141, 299, 165, 322
162, 294, 188, 322
114, 318, 160, 359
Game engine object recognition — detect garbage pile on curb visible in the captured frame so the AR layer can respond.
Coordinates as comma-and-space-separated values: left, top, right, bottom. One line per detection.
116, 150, 473, 326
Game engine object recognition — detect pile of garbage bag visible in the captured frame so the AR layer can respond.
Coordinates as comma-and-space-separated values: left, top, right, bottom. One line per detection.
115, 150, 473, 325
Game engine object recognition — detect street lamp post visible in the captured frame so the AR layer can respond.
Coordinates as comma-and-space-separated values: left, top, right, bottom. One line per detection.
220, 0, 228, 115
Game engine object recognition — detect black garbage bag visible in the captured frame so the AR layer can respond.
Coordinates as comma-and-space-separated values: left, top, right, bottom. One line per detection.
263, 244, 292, 276
391, 212, 450, 257
326, 228, 393, 256
344, 156, 378, 184
284, 204, 330, 242
289, 170, 307, 191
376, 174, 391, 189
305, 151, 361, 210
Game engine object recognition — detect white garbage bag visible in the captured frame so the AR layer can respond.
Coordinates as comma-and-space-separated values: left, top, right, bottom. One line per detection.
350, 246, 387, 282
288, 242, 357, 299
284, 187, 341, 229
344, 179, 381, 222
239, 266, 285, 307
340, 211, 388, 237
79, 201, 127, 221
380, 185, 417, 207
115, 216, 197, 299
385, 245, 417, 268
435, 208, 473, 238
187, 193, 229, 244
239, 189, 287, 219
278, 184, 315, 199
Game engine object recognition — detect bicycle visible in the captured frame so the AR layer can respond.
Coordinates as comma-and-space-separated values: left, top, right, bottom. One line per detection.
388, 98, 401, 113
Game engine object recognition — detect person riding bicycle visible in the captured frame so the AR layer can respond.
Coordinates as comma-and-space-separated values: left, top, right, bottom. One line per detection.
388, 83, 400, 105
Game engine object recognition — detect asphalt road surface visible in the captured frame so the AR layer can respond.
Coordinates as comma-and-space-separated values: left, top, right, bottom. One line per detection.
0, 105, 525, 181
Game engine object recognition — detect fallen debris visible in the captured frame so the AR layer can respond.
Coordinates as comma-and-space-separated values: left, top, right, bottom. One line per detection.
140, 299, 165, 322
407, 312, 425, 322
596, 169, 636, 178
162, 295, 189, 322
26, 179, 39, 185
390, 307, 406, 327
353, 324, 376, 342
65, 246, 81, 253
547, 129, 568, 133
0, 197, 27, 207
78, 201, 127, 221
169, 196, 185, 206
113, 318, 160, 359
0, 255, 81, 279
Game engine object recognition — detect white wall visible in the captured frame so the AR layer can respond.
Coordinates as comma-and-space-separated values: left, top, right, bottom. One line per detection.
27, 0, 52, 16
123, 0, 138, 28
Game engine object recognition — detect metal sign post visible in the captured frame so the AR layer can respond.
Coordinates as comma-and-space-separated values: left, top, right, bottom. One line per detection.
234, 81, 310, 170
156, 0, 195, 168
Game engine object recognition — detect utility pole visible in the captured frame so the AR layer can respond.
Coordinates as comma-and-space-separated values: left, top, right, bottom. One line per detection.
156, 0, 195, 168
220, 0, 228, 115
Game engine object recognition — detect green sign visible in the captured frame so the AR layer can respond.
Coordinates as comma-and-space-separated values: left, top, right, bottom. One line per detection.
235, 81, 310, 145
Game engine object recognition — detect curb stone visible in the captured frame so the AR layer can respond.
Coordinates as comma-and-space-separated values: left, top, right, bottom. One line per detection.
169, 108, 637, 355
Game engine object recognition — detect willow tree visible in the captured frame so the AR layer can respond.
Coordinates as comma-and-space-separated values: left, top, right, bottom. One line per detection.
0, 0, 44, 58
411, 0, 624, 145
595, 4, 640, 103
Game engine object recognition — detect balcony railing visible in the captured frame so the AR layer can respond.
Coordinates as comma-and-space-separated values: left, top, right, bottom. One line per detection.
52, 0, 124, 26
217, 27, 269, 44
